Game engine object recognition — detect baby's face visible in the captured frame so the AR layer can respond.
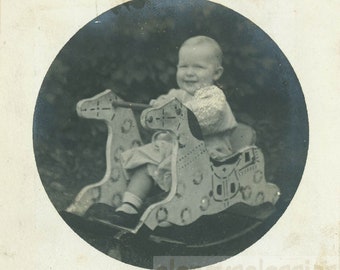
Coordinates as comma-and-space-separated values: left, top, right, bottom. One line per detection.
176, 43, 223, 95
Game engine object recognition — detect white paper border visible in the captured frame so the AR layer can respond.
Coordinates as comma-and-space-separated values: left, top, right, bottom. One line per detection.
0, 0, 339, 269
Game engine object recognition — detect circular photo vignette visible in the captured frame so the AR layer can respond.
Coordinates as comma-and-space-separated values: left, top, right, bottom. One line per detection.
33, 0, 308, 269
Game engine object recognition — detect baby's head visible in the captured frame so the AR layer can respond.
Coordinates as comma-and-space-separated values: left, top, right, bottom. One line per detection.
176, 36, 224, 94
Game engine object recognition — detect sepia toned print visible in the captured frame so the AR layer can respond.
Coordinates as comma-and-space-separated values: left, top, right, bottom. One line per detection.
32, 0, 309, 269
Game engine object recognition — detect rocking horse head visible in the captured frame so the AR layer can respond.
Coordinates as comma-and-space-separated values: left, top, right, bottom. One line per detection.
141, 98, 203, 140
76, 89, 116, 121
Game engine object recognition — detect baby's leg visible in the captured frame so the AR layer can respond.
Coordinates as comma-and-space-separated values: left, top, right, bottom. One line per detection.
116, 165, 153, 215
126, 165, 154, 200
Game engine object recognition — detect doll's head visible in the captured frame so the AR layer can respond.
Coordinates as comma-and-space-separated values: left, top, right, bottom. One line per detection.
176, 36, 224, 94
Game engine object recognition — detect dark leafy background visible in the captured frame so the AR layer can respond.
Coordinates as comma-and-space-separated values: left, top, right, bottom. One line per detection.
33, 0, 308, 227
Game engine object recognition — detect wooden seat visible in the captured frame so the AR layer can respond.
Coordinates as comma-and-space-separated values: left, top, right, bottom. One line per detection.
230, 123, 256, 152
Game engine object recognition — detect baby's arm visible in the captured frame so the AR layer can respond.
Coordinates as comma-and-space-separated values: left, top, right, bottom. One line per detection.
184, 86, 236, 133
184, 86, 225, 124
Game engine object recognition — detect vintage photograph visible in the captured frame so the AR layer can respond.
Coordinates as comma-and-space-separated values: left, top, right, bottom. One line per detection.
32, 0, 308, 268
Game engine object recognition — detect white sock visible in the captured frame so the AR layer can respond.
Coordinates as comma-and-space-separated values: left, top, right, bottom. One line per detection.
115, 192, 143, 214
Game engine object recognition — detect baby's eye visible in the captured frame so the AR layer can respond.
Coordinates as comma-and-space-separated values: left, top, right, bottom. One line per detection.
178, 65, 188, 69
194, 65, 205, 69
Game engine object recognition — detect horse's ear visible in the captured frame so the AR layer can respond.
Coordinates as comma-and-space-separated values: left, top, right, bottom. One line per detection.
187, 109, 203, 141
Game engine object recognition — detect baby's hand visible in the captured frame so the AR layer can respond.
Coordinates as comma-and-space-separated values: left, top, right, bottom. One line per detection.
149, 99, 157, 106
150, 98, 167, 107
149, 89, 179, 107
153, 131, 173, 142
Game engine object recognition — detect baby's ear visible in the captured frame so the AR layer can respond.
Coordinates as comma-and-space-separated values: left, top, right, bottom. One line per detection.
214, 66, 224, 81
